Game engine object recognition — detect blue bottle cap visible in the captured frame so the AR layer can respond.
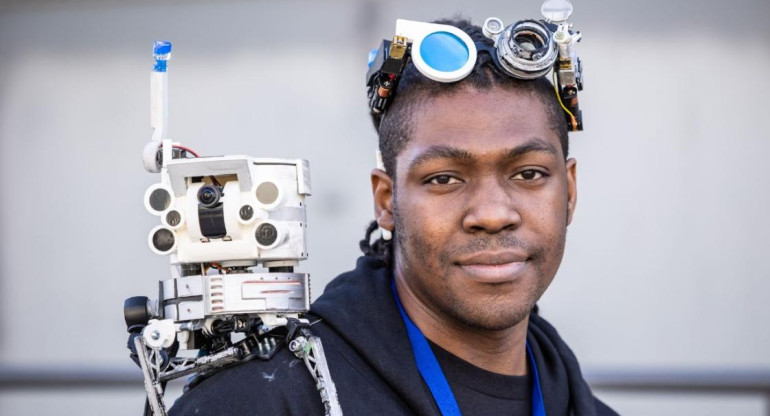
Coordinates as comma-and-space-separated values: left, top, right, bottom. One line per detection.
154, 41, 172, 57
153, 41, 172, 72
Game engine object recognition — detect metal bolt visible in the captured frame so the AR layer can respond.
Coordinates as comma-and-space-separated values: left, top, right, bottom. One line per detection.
151, 330, 161, 340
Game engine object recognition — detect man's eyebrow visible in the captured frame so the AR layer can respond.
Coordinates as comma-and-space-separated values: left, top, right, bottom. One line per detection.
407, 145, 475, 171
407, 139, 559, 172
505, 139, 559, 159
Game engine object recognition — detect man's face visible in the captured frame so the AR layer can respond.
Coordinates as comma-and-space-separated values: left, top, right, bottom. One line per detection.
387, 87, 577, 331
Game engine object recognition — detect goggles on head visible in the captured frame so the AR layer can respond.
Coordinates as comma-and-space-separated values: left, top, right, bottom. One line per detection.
365, 0, 584, 131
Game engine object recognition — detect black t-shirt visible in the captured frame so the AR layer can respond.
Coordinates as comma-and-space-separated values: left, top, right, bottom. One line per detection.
430, 341, 532, 416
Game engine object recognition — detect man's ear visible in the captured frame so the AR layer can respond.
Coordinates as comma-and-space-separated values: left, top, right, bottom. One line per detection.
566, 158, 577, 226
371, 168, 395, 232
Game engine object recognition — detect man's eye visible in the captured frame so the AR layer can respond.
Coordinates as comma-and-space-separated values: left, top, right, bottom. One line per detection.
427, 175, 461, 185
512, 170, 544, 180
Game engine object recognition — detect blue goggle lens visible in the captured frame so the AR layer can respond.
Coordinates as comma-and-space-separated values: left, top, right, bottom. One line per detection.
419, 31, 469, 72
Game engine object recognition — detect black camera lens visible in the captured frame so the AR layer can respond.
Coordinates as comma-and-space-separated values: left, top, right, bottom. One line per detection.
198, 185, 221, 208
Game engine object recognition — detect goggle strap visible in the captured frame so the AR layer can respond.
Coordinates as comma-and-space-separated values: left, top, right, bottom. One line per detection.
474, 42, 503, 70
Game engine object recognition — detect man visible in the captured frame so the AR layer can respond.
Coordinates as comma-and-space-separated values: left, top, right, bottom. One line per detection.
170, 18, 617, 416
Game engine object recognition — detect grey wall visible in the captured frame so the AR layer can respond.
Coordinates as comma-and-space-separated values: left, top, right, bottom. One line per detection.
1, 0, 769, 414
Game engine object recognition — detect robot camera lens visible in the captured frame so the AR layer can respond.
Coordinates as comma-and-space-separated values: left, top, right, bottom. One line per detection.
197, 185, 221, 208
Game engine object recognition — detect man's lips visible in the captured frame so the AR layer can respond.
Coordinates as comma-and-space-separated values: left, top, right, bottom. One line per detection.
455, 251, 529, 283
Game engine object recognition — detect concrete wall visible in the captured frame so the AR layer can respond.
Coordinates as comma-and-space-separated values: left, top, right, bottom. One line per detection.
1, 0, 768, 414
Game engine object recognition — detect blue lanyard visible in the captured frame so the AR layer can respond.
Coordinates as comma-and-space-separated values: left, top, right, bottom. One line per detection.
392, 280, 546, 416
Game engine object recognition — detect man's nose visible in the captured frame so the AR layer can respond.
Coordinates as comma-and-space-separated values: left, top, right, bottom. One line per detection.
461, 177, 521, 234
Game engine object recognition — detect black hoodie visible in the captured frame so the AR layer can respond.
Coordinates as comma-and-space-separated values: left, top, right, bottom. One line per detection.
170, 256, 618, 415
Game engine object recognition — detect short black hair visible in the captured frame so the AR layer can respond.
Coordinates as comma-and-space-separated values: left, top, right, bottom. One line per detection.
372, 18, 570, 178
361, 18, 571, 266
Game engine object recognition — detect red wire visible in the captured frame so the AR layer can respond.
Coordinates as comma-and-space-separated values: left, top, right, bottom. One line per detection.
171, 145, 200, 158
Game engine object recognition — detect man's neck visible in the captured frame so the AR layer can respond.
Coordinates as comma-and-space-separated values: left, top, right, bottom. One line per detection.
394, 277, 529, 376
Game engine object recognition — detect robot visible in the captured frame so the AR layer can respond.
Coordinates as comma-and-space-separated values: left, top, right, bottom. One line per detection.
123, 41, 342, 416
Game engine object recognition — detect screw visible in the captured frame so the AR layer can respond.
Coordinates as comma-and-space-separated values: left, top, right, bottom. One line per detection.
151, 330, 161, 340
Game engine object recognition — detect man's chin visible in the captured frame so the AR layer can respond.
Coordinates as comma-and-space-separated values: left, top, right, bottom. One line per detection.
445, 299, 534, 332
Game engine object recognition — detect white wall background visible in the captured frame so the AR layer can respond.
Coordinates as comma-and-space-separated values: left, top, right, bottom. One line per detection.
0, 0, 768, 414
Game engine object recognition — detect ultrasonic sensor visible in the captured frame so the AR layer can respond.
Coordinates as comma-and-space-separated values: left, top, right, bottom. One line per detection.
255, 222, 279, 248
149, 226, 176, 254
165, 210, 183, 228
256, 181, 280, 206
239, 205, 254, 221
145, 185, 174, 215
